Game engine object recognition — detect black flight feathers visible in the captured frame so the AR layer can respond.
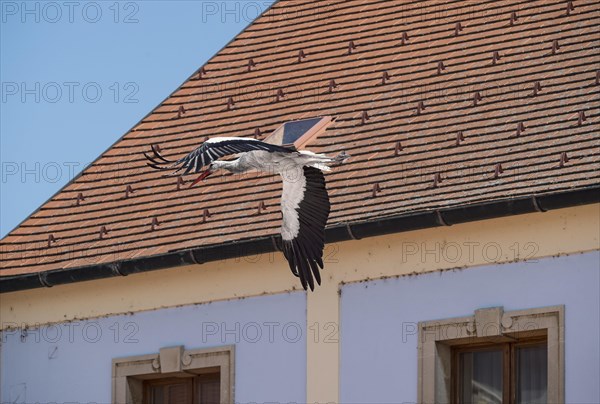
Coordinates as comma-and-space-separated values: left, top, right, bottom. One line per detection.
144, 138, 293, 175
282, 167, 331, 291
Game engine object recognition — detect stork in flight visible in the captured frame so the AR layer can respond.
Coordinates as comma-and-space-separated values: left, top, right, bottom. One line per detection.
144, 137, 348, 291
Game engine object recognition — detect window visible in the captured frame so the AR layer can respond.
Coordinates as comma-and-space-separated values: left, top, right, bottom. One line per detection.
112, 345, 233, 404
417, 306, 563, 404
264, 116, 331, 149
453, 337, 548, 403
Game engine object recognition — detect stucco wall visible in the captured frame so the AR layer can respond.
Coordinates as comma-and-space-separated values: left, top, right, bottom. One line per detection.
1, 292, 306, 403
340, 251, 600, 403
3, 253, 598, 403
1, 204, 599, 402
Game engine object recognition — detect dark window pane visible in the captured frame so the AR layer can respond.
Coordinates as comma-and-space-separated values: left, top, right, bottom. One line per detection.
167, 382, 192, 404
265, 117, 323, 146
460, 350, 503, 404
149, 385, 164, 404
516, 344, 548, 404
145, 380, 192, 404
196, 373, 220, 404
282, 118, 322, 145
198, 381, 220, 404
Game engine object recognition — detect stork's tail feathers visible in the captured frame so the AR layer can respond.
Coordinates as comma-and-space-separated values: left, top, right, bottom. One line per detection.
307, 150, 349, 171
334, 151, 350, 164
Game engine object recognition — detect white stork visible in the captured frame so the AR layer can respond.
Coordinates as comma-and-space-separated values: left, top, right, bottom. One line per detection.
144, 137, 348, 291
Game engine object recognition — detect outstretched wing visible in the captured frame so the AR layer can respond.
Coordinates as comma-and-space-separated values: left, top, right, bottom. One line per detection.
144, 137, 293, 175
280, 166, 331, 291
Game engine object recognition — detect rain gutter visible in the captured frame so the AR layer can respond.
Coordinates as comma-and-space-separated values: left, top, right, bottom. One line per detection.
1, 186, 598, 293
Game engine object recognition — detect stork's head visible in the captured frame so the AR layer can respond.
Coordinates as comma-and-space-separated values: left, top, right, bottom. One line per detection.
190, 160, 236, 187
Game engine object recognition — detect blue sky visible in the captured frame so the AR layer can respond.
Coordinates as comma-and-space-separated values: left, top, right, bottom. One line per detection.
0, 0, 276, 238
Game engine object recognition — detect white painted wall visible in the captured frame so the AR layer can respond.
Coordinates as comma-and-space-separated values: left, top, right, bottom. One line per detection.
1, 292, 306, 403
340, 251, 600, 403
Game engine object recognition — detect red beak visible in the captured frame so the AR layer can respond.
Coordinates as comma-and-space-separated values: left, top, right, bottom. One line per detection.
190, 170, 212, 187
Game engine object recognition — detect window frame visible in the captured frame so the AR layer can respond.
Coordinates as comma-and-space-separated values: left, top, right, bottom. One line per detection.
417, 306, 564, 404
112, 345, 234, 404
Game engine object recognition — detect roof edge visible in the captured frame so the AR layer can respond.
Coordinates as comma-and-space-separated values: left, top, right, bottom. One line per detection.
2, 186, 598, 293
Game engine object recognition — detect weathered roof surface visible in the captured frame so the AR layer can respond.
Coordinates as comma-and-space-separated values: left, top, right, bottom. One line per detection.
1, 0, 599, 277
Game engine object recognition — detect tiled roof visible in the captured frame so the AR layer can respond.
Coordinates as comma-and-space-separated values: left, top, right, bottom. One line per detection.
1, 0, 599, 277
